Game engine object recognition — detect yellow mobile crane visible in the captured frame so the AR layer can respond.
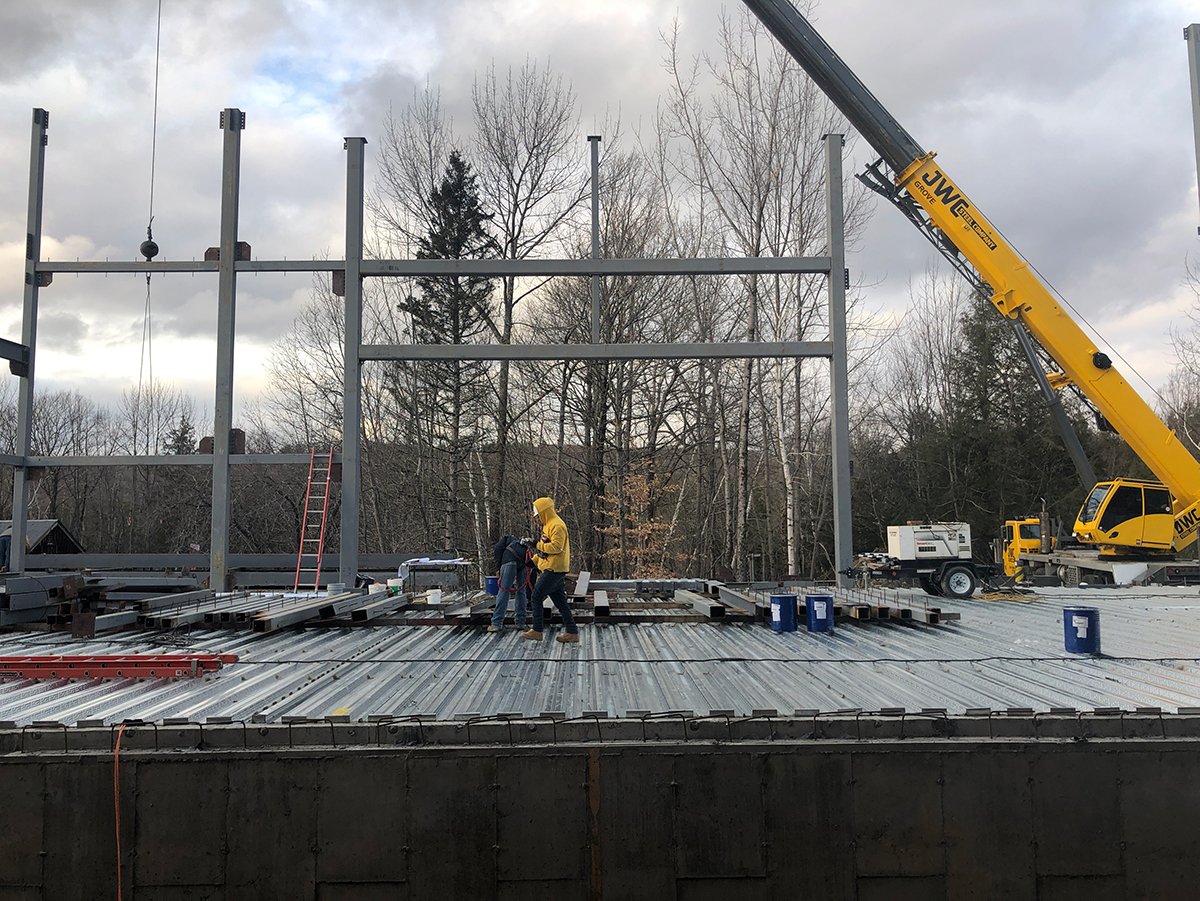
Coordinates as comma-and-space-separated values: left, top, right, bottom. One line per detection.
743, 0, 1200, 586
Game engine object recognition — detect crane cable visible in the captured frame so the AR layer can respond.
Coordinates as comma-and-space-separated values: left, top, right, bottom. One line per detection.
137, 0, 163, 416
991, 214, 1199, 449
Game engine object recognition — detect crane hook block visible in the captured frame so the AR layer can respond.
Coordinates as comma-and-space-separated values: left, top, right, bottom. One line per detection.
140, 239, 159, 261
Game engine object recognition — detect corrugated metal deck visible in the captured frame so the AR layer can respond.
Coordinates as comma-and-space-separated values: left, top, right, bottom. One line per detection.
2, 586, 1199, 724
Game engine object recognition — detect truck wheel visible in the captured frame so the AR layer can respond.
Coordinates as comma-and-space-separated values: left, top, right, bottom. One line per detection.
940, 565, 977, 599
918, 575, 942, 596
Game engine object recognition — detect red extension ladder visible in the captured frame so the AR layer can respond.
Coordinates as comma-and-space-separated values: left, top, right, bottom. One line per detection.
293, 448, 334, 591
0, 654, 238, 680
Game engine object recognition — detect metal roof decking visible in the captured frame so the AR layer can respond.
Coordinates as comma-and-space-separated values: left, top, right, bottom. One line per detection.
2, 586, 1200, 725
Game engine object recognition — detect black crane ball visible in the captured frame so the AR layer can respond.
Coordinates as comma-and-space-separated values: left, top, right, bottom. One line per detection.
140, 239, 159, 261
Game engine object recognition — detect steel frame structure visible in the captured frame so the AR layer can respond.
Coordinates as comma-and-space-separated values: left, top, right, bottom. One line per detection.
7, 108, 854, 587
1188, 23, 1200, 233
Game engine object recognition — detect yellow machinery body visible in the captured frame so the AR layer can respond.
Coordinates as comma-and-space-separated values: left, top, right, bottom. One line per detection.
739, 0, 1200, 563
895, 155, 1200, 557
1001, 518, 1052, 578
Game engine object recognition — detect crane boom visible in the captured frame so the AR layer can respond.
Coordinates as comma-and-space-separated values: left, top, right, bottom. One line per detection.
743, 0, 1200, 552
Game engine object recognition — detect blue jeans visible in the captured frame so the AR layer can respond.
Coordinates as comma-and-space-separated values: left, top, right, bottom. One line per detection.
491, 561, 529, 628
529, 569, 576, 633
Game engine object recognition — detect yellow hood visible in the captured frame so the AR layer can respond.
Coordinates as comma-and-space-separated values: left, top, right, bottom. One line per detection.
533, 496, 556, 525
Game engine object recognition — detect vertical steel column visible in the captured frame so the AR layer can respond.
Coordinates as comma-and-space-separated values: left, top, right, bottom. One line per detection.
340, 137, 367, 585
588, 136, 602, 342
1187, 24, 1200, 234
824, 133, 853, 588
10, 109, 49, 574
209, 109, 243, 590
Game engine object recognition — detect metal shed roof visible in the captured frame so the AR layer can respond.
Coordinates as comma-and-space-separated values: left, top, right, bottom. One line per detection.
2, 586, 1199, 725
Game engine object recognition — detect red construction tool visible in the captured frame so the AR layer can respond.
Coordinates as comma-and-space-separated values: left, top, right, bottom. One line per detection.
0, 653, 238, 680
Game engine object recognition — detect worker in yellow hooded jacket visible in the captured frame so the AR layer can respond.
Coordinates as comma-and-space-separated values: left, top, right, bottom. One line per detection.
520, 496, 579, 642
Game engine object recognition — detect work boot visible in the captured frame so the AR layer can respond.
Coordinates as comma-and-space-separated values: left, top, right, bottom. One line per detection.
555, 631, 580, 643
520, 628, 544, 640
486, 625, 501, 633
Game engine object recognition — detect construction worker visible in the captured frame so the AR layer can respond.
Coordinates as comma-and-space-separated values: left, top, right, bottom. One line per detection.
520, 496, 579, 643
488, 534, 533, 633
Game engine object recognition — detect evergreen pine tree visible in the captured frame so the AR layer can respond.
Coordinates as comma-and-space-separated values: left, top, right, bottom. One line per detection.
403, 150, 496, 346
399, 151, 497, 548
164, 413, 197, 455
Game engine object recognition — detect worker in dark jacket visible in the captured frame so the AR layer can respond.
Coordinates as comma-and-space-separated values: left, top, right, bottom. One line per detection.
488, 534, 533, 633
520, 496, 579, 643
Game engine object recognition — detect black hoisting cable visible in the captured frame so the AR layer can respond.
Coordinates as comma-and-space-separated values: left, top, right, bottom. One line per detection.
137, 0, 163, 405
140, 0, 163, 263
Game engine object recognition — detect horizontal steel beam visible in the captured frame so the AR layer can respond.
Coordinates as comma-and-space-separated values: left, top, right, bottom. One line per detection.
91, 610, 141, 633
593, 590, 610, 617
38, 259, 337, 274
675, 588, 726, 619
251, 590, 373, 632
20, 453, 335, 468
360, 257, 830, 277
29, 552, 442, 570
35, 256, 829, 277
361, 341, 833, 362
37, 260, 221, 274
1, 337, 30, 376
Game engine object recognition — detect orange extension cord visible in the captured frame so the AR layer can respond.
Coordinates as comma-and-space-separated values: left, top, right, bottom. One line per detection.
114, 722, 127, 901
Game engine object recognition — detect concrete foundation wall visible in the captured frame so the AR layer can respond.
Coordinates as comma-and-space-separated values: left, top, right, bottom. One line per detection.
2, 737, 1199, 900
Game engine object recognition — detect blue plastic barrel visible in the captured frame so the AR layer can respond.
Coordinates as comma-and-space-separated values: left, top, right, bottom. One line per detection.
1063, 606, 1100, 654
485, 575, 500, 596
769, 594, 797, 632
805, 594, 835, 633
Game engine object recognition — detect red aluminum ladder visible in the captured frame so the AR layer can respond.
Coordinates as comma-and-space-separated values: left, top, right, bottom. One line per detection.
293, 448, 334, 591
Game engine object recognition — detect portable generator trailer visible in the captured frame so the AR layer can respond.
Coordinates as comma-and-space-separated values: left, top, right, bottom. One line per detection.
851, 523, 995, 599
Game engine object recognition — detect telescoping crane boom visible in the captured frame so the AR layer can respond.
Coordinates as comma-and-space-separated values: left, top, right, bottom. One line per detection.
742, 0, 1200, 559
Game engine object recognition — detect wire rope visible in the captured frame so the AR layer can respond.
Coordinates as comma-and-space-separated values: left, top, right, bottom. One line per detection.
137, 0, 163, 414
989, 214, 1183, 429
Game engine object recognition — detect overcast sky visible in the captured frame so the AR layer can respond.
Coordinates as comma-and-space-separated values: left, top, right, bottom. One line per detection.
1, 0, 1198, 419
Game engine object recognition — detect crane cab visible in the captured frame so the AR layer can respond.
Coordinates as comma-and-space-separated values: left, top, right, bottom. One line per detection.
1073, 479, 1175, 554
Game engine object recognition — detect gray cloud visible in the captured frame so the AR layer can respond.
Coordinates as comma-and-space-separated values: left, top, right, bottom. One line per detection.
2, 0, 1198, 406
35, 308, 89, 354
